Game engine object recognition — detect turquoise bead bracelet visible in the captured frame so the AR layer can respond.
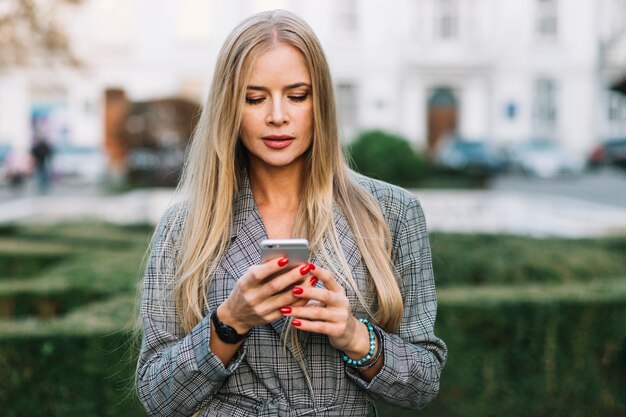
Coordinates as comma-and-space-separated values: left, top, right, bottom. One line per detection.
341, 318, 377, 368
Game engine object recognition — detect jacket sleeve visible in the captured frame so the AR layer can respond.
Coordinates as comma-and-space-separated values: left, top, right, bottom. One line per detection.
346, 195, 448, 409
136, 205, 247, 417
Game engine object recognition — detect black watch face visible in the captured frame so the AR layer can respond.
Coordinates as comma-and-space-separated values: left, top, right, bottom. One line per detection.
217, 324, 243, 344
212, 311, 245, 344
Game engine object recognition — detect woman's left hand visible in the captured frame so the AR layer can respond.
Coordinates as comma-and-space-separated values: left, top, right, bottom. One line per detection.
282, 264, 371, 357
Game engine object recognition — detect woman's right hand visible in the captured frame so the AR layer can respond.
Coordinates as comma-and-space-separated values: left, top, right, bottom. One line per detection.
216, 258, 315, 334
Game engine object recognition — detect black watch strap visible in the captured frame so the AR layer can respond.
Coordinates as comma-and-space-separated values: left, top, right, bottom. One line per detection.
211, 309, 249, 344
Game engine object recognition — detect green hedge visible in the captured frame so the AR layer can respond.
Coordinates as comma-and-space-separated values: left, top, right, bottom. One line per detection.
346, 130, 425, 187
345, 129, 493, 189
430, 234, 626, 286
0, 223, 625, 416
0, 223, 150, 416
405, 300, 626, 417
1, 297, 624, 417
0, 333, 144, 417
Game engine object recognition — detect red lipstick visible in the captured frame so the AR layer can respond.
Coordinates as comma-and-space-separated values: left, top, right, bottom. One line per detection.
262, 134, 295, 149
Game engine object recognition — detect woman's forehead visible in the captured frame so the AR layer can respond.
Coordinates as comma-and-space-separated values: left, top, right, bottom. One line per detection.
246, 44, 311, 87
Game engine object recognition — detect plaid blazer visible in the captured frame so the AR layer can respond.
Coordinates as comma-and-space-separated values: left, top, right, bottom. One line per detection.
137, 173, 447, 417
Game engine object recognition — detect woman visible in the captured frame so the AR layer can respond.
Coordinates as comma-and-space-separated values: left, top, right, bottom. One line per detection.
137, 9, 447, 417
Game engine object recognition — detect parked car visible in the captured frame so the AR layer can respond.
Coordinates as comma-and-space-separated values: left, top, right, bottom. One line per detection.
51, 146, 106, 183
433, 137, 505, 174
0, 144, 10, 185
588, 138, 626, 170
506, 139, 585, 178
127, 146, 184, 187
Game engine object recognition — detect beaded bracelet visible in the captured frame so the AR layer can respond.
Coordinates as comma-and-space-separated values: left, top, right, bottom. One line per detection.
341, 318, 379, 368
361, 325, 383, 370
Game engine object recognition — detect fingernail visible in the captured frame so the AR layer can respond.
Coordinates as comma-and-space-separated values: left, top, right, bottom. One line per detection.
308, 263, 316, 271
280, 306, 292, 314
293, 286, 304, 295
278, 257, 289, 267
291, 319, 301, 327
309, 277, 318, 286
300, 264, 310, 275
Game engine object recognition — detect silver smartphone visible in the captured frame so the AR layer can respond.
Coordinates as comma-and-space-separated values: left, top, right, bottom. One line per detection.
260, 238, 310, 269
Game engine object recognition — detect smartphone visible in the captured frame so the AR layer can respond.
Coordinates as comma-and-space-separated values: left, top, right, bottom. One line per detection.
260, 238, 310, 270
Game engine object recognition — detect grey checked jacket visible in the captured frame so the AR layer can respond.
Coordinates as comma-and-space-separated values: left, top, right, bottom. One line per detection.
137, 173, 447, 417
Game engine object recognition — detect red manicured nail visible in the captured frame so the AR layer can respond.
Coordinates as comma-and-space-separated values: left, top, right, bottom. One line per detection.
308, 263, 316, 271
300, 264, 311, 275
309, 277, 318, 286
280, 306, 292, 314
278, 257, 289, 267
291, 319, 301, 327
293, 286, 304, 295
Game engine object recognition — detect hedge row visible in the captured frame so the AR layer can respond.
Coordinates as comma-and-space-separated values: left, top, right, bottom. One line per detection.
345, 130, 493, 189
1, 223, 625, 416
0, 332, 144, 417
1, 291, 625, 417
430, 233, 626, 286
410, 288, 626, 417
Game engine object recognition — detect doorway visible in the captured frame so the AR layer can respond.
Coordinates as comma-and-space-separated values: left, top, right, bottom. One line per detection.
427, 87, 458, 154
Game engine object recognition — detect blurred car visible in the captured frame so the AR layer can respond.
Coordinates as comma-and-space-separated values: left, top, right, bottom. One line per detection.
51, 146, 106, 183
507, 139, 585, 178
433, 137, 505, 174
0, 144, 10, 185
587, 138, 626, 170
127, 146, 184, 187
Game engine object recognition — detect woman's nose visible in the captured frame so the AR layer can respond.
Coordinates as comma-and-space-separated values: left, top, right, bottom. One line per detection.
267, 99, 288, 126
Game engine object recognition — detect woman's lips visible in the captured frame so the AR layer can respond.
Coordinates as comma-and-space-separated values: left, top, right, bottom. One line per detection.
262, 135, 295, 149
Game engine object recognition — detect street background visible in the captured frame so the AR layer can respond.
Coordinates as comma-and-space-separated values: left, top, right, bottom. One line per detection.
2, 168, 626, 238
1, 1, 626, 416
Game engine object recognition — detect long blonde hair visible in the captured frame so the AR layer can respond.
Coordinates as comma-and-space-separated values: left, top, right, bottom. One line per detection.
171, 9, 403, 335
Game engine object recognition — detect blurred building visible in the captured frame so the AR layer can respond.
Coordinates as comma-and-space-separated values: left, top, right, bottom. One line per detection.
0, 0, 625, 174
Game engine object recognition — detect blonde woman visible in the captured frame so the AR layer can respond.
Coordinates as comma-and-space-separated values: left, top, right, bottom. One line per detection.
137, 9, 447, 417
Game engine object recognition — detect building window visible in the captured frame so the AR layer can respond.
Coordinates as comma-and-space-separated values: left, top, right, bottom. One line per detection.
177, 0, 211, 44
434, 0, 459, 40
336, 83, 358, 140
335, 0, 358, 33
532, 78, 558, 136
536, 0, 558, 40
608, 92, 626, 121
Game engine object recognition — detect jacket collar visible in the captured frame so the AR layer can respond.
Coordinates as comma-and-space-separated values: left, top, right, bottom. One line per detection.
221, 170, 365, 344
230, 170, 260, 240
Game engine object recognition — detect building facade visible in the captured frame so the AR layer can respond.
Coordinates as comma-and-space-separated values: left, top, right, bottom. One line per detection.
0, 0, 625, 166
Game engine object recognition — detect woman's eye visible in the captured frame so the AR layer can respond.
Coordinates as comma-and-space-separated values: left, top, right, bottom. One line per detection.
289, 94, 308, 102
245, 97, 264, 105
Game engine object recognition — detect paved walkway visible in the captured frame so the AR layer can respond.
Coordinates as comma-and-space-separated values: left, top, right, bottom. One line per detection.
415, 189, 626, 237
1, 184, 625, 238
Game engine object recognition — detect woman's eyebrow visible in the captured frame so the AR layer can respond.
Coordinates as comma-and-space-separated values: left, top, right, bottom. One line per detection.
284, 82, 311, 90
246, 82, 312, 91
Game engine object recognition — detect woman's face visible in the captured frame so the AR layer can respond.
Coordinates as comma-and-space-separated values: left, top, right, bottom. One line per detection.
240, 43, 313, 172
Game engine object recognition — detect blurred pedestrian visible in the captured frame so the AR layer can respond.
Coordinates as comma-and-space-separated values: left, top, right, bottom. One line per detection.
30, 137, 53, 194
136, 10, 446, 417
5, 148, 32, 195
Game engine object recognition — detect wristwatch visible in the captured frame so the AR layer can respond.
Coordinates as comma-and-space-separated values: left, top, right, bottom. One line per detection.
211, 309, 249, 344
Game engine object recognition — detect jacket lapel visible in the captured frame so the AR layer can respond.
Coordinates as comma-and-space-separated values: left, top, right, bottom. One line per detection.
220, 174, 296, 337
218, 174, 368, 358
313, 204, 371, 316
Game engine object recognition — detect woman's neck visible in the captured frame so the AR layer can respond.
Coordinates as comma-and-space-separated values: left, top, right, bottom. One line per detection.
248, 163, 303, 210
